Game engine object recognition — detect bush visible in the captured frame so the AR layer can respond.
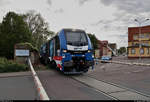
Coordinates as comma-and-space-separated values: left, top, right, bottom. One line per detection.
0, 57, 28, 73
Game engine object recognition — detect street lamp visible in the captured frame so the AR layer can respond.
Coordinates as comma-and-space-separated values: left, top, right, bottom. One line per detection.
134, 19, 149, 61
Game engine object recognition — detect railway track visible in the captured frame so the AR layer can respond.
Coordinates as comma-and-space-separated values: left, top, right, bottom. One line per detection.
71, 74, 150, 100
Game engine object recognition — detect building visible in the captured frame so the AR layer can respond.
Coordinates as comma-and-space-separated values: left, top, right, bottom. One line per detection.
95, 40, 117, 58
108, 43, 117, 56
99, 40, 112, 57
128, 25, 150, 58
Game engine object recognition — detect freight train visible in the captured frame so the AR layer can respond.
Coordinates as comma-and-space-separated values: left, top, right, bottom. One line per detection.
40, 28, 94, 74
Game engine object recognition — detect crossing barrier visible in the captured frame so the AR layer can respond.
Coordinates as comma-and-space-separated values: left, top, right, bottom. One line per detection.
28, 58, 50, 100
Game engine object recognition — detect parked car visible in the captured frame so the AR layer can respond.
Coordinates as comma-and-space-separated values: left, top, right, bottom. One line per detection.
101, 56, 112, 63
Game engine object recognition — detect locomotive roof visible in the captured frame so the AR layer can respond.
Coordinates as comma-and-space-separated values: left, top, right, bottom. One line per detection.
48, 28, 86, 41
62, 28, 85, 32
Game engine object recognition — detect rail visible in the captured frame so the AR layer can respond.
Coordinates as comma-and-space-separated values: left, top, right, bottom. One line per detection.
27, 58, 50, 100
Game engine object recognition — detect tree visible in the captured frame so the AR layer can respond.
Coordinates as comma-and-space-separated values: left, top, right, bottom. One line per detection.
0, 23, 2, 56
118, 47, 127, 55
87, 33, 99, 50
23, 11, 54, 50
0, 12, 32, 59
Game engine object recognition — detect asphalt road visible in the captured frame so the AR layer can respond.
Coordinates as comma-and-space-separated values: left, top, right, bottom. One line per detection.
1, 58, 150, 100
0, 72, 36, 100
37, 69, 113, 100
88, 62, 150, 96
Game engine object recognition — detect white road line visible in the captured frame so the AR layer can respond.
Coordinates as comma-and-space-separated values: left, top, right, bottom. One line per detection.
72, 75, 150, 100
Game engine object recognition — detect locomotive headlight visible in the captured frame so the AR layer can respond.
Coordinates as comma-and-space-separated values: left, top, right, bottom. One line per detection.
88, 50, 91, 53
92, 55, 94, 58
63, 50, 67, 53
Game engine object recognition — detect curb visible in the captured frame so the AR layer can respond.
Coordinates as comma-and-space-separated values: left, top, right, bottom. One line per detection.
99, 60, 150, 66
0, 71, 31, 78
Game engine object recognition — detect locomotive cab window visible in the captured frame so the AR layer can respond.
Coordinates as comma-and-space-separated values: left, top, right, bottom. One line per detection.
65, 31, 88, 46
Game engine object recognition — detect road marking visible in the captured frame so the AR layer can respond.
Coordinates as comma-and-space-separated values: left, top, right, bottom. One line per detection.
132, 70, 145, 73
72, 75, 150, 100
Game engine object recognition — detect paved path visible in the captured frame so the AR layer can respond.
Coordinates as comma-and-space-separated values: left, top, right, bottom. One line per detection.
0, 72, 37, 100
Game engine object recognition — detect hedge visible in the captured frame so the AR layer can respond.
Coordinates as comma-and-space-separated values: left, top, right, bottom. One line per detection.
0, 57, 28, 73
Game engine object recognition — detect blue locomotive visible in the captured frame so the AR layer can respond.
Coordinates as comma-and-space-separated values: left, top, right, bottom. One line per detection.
40, 28, 94, 74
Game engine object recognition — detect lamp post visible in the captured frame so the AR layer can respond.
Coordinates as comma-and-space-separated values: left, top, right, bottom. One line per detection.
134, 19, 149, 61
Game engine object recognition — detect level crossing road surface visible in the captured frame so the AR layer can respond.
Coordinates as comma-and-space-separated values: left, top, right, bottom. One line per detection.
36, 69, 112, 100
0, 72, 37, 100
37, 65, 150, 100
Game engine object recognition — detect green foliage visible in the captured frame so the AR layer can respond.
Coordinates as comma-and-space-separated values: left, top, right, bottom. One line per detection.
16, 42, 38, 52
23, 11, 55, 50
0, 11, 32, 59
0, 57, 28, 73
87, 33, 99, 50
118, 47, 127, 54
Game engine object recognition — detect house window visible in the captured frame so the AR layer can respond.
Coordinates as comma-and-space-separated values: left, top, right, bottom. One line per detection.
131, 48, 135, 54
140, 48, 144, 55
139, 34, 145, 39
133, 35, 138, 40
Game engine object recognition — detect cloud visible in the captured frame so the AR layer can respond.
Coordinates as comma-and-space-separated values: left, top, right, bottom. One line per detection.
100, 0, 150, 14
91, 20, 114, 26
0, 0, 11, 6
47, 0, 52, 6
91, 0, 150, 36
78, 0, 91, 6
54, 8, 64, 13
100, 0, 150, 26
109, 33, 128, 47
91, 19, 127, 32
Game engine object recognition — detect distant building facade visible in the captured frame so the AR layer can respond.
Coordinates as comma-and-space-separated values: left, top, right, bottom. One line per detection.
128, 25, 150, 58
108, 43, 117, 56
95, 40, 117, 58
99, 40, 112, 57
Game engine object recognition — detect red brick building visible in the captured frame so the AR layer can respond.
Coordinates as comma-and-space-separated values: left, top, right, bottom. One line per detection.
128, 25, 150, 58
95, 40, 112, 58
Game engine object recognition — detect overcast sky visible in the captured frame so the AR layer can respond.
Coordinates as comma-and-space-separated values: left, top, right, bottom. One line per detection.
1, 0, 150, 48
